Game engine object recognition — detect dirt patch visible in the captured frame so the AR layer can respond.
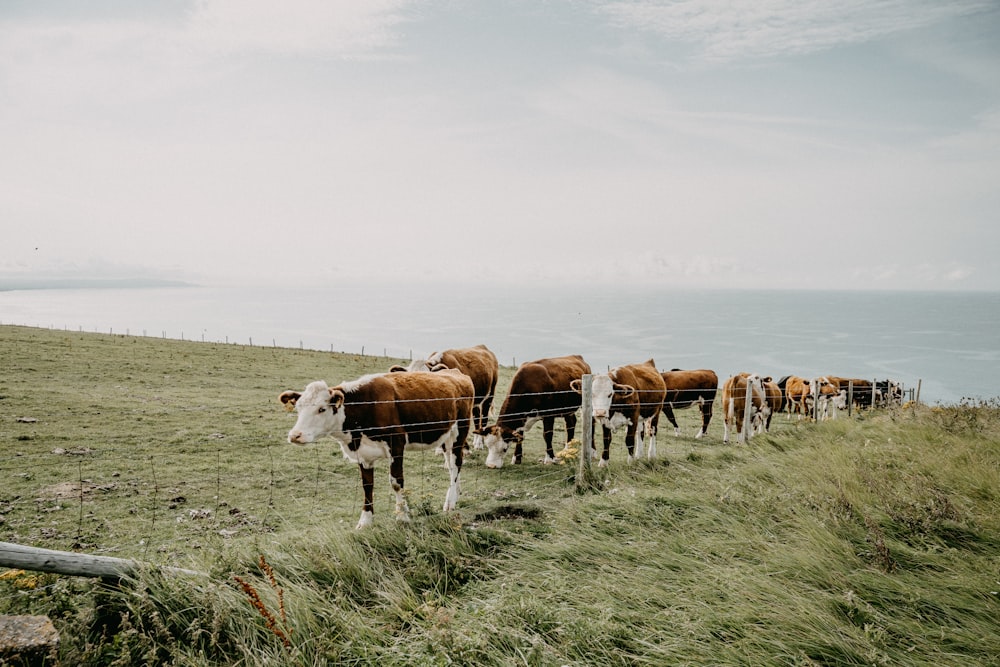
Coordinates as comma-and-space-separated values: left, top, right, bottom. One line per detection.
37, 481, 116, 500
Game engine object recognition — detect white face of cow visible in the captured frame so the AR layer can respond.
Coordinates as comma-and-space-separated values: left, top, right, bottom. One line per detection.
590, 374, 615, 420
483, 426, 519, 469
282, 380, 346, 444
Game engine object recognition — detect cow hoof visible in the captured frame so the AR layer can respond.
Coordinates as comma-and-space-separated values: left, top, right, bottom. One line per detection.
540, 455, 556, 465
597, 459, 609, 468
356, 511, 374, 530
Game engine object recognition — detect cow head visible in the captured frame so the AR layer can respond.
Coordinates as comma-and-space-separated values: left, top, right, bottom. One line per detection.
571, 375, 635, 424
280, 380, 346, 444
483, 424, 522, 469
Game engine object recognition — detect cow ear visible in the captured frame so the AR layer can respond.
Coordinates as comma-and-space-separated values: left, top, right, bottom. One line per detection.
569, 379, 582, 394
389, 365, 408, 373
429, 363, 449, 372
328, 388, 345, 410
279, 391, 300, 411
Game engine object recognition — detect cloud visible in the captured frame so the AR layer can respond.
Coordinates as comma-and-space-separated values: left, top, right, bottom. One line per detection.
183, 0, 416, 57
594, 0, 994, 62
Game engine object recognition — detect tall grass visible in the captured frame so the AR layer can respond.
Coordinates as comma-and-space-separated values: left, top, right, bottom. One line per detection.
2, 325, 998, 665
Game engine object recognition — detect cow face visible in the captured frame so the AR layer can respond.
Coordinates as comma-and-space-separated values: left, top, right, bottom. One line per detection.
585, 374, 636, 422
483, 424, 522, 469
280, 380, 346, 444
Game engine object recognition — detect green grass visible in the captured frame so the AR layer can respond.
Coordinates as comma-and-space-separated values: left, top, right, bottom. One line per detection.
2, 325, 998, 666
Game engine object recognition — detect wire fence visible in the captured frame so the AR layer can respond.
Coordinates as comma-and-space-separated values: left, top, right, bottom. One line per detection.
1, 322, 917, 592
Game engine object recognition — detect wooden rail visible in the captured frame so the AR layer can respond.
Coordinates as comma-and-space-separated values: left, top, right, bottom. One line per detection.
0, 541, 203, 580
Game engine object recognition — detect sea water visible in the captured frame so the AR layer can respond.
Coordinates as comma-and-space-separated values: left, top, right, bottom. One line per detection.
1, 284, 997, 404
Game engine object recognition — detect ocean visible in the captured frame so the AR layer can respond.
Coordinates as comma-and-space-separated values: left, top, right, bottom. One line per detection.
1, 284, 997, 404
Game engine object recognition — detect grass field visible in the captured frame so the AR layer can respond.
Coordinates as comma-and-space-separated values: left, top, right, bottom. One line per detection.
1, 325, 998, 666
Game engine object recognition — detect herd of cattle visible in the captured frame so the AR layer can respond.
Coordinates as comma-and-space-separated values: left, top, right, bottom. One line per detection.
278, 345, 903, 528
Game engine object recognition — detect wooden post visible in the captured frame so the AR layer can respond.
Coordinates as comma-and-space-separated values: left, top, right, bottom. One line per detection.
0, 541, 202, 580
915, 379, 922, 405
742, 378, 754, 443
847, 381, 854, 418
577, 374, 593, 489
812, 379, 820, 421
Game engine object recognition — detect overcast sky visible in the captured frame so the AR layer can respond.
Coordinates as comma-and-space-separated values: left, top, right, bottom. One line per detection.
2, 0, 998, 290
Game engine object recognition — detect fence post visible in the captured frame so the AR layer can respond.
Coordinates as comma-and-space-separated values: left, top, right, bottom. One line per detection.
811, 379, 819, 421
848, 381, 854, 418
915, 379, 922, 405
742, 378, 754, 443
577, 374, 593, 490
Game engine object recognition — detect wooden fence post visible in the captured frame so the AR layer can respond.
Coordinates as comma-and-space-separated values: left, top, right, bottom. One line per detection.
742, 378, 754, 443
0, 541, 202, 580
848, 381, 854, 418
577, 374, 593, 490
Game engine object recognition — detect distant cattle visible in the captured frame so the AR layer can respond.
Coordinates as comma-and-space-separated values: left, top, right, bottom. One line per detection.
825, 377, 874, 410
784, 376, 842, 419
572, 359, 666, 466
280, 369, 474, 529
876, 379, 903, 407
390, 344, 498, 448
659, 369, 718, 438
722, 372, 765, 444
483, 355, 591, 469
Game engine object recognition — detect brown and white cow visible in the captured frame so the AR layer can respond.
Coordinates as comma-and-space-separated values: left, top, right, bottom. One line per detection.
571, 359, 666, 466
755, 376, 783, 433
390, 344, 498, 448
783, 376, 813, 418
722, 372, 765, 444
814, 376, 847, 419
279, 369, 474, 529
659, 369, 718, 438
483, 354, 591, 469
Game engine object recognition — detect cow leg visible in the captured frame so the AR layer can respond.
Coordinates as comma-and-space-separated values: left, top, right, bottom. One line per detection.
389, 447, 410, 523
357, 464, 375, 529
697, 399, 712, 438
541, 416, 557, 463
645, 414, 659, 459
564, 412, 577, 444
599, 425, 612, 467
471, 400, 485, 449
473, 394, 495, 450
625, 422, 640, 464
512, 434, 524, 465
444, 425, 464, 512
663, 404, 681, 436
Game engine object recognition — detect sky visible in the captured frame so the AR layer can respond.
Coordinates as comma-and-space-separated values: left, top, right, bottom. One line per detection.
2, 0, 999, 291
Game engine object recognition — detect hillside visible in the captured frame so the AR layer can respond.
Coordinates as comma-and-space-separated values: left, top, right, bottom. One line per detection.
1, 325, 998, 666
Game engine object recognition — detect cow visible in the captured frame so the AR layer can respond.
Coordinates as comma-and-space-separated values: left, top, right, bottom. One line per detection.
722, 372, 765, 444
876, 379, 903, 407
390, 344, 498, 448
822, 376, 877, 410
783, 376, 813, 418
754, 376, 783, 433
659, 369, 718, 438
483, 354, 592, 469
814, 376, 846, 419
785, 376, 842, 419
571, 359, 666, 466
279, 369, 474, 529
